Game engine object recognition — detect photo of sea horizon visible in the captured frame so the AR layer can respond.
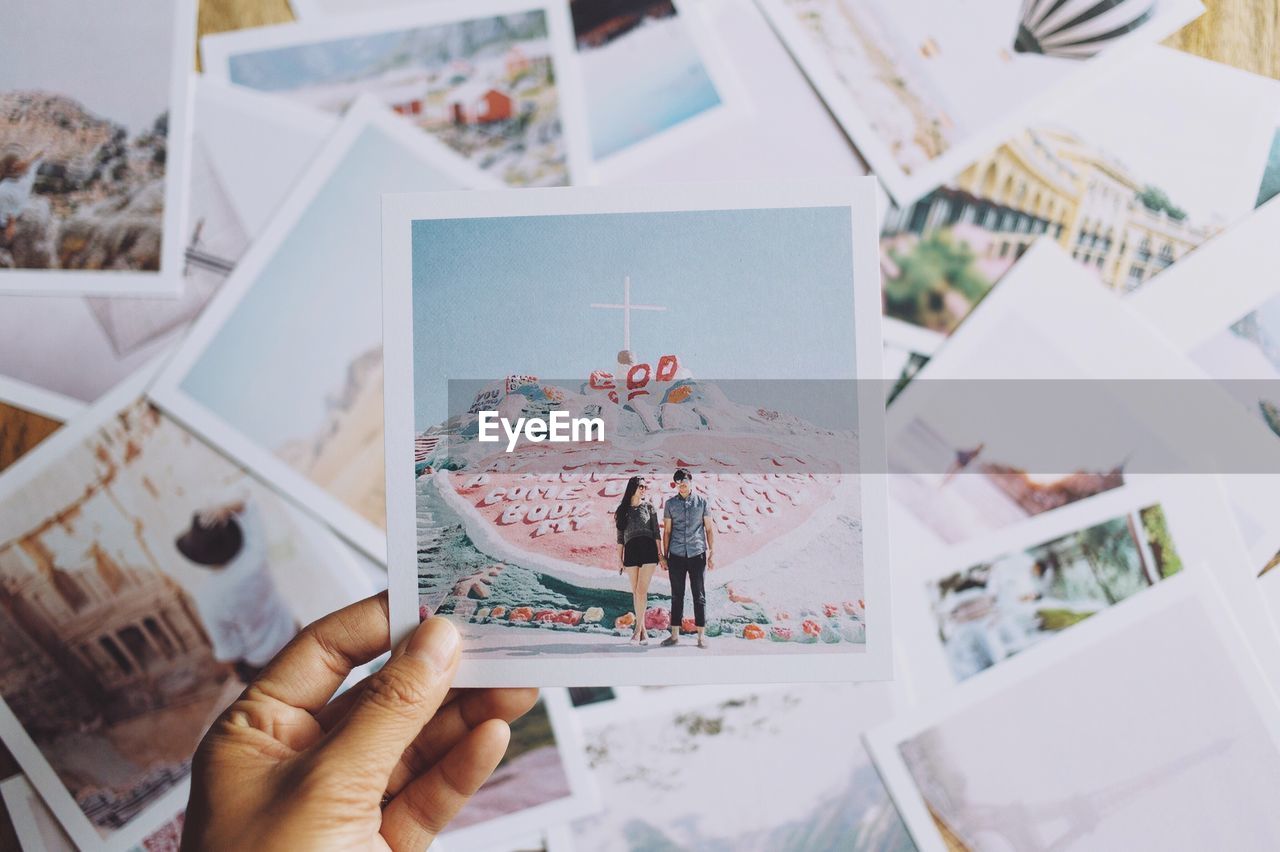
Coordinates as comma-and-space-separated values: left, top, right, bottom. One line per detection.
213, 7, 575, 186
571, 0, 723, 162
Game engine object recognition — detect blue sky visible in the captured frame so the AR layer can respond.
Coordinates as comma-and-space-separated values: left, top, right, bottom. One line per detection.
181, 125, 476, 451
227, 13, 546, 92
411, 205, 860, 427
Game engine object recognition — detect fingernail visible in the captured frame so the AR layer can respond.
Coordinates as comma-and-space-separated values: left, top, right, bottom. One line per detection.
406, 617, 459, 670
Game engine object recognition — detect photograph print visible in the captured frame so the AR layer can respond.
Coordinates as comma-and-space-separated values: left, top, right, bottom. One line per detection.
1, 0, 196, 294
569, 0, 739, 175
151, 100, 501, 564
568, 684, 914, 851
383, 180, 889, 686
0, 366, 371, 850
869, 579, 1280, 852
878, 46, 1278, 342
757, 0, 1202, 204
443, 689, 597, 851
201, 0, 588, 187
929, 502, 1181, 682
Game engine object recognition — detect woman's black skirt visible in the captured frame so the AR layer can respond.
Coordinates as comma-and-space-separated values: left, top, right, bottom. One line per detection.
623, 536, 660, 567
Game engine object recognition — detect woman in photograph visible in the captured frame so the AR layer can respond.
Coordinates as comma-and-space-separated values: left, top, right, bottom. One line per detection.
615, 475, 664, 645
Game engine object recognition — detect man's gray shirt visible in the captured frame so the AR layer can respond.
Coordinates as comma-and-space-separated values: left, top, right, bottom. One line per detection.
663, 492, 710, 557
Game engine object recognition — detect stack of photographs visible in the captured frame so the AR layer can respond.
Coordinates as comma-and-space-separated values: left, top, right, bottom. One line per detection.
9, 0, 1280, 850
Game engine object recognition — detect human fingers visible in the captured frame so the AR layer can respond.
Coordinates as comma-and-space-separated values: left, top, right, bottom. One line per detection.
379, 719, 511, 852
313, 617, 459, 787
248, 592, 392, 714
384, 688, 537, 796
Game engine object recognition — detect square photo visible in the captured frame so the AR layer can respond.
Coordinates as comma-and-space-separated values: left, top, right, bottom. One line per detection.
201, 0, 590, 187
382, 180, 889, 686
1, 0, 197, 294
0, 366, 371, 850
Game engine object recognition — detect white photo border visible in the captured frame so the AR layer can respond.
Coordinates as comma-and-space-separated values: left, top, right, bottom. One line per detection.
0, 0, 198, 296
382, 177, 892, 687
149, 96, 503, 564
200, 0, 593, 188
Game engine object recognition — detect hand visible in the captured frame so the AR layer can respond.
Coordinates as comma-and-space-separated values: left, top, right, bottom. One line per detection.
706, 552, 714, 571
182, 593, 538, 851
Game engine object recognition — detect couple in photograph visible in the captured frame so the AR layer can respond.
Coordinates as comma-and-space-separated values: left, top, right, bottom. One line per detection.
614, 468, 716, 649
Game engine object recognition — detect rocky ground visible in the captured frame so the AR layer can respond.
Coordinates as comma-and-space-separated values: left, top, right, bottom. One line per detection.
0, 90, 168, 272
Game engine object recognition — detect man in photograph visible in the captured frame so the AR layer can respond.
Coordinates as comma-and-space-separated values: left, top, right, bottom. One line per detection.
661, 468, 714, 649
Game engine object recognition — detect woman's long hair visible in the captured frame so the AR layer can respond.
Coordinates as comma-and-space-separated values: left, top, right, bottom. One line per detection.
615, 476, 644, 533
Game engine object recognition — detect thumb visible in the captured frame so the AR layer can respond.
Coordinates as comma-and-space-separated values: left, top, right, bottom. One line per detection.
313, 617, 460, 789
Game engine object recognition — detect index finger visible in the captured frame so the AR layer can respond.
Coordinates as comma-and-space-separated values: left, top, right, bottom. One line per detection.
248, 592, 392, 713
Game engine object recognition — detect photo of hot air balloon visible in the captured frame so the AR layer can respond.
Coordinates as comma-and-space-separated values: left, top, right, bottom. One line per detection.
756, 0, 1202, 205
1014, 0, 1156, 59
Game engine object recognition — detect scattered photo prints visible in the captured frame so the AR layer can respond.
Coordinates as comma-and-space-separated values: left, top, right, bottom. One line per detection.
1, 0, 197, 294
151, 98, 501, 563
568, 0, 744, 179
444, 689, 599, 851
877, 45, 1279, 353
201, 0, 591, 187
1, 774, 184, 852
383, 180, 890, 687
867, 571, 1280, 852
756, 0, 1203, 205
886, 241, 1280, 552
891, 471, 1278, 703
0, 364, 372, 850
0, 78, 331, 411
567, 684, 914, 851
1127, 197, 1280, 604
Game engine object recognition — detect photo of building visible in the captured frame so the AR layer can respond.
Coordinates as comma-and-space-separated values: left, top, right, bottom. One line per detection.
882, 125, 1216, 332
880, 48, 1275, 334
0, 395, 360, 832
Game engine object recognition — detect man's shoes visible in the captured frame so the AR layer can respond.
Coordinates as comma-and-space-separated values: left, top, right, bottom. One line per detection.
660, 636, 679, 647
696, 637, 707, 649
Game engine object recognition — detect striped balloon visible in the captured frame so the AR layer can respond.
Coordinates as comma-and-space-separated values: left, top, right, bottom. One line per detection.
1015, 0, 1156, 59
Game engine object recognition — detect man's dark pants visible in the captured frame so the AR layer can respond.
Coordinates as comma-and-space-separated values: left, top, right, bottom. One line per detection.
667, 552, 707, 628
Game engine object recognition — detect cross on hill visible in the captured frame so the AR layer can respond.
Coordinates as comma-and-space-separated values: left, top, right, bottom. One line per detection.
590, 276, 667, 359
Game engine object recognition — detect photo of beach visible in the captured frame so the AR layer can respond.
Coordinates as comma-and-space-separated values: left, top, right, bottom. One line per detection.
216, 9, 574, 186
571, 0, 723, 162
0, 0, 189, 287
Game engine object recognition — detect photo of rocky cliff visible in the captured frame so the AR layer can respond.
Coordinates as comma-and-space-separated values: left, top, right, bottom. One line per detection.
0, 92, 168, 274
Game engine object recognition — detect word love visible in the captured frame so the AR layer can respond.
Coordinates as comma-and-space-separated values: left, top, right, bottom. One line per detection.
477, 410, 605, 452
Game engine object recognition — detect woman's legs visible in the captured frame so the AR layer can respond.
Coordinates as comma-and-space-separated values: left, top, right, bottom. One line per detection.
634, 563, 657, 640
623, 567, 642, 639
